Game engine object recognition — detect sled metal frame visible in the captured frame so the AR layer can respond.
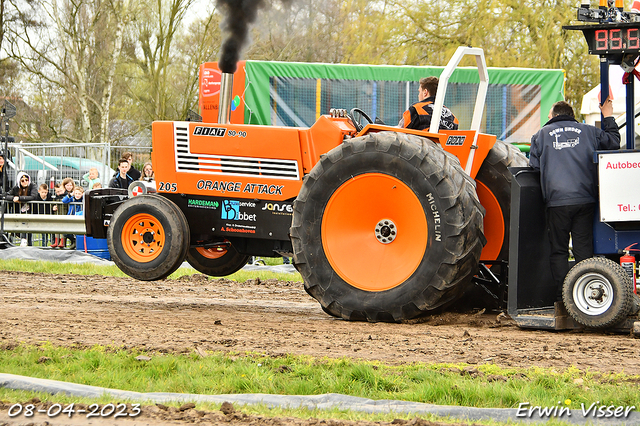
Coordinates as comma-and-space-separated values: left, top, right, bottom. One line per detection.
508, 167, 640, 334
501, 14, 640, 334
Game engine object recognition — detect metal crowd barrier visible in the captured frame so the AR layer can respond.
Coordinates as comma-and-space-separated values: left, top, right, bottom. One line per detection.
0, 200, 86, 234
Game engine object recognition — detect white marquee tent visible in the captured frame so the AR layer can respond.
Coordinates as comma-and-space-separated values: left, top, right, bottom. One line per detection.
581, 64, 640, 146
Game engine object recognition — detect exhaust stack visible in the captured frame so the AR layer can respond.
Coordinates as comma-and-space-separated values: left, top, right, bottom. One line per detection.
218, 73, 234, 124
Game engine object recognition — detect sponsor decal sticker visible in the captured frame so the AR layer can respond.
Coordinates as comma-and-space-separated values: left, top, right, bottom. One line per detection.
187, 199, 219, 210
193, 126, 226, 137
221, 200, 257, 221
262, 202, 293, 215
445, 135, 466, 146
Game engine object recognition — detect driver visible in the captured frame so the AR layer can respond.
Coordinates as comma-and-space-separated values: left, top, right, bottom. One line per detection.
400, 76, 459, 131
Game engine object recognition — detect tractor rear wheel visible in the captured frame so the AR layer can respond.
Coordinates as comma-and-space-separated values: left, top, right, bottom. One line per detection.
186, 242, 250, 276
563, 257, 634, 328
109, 195, 189, 281
475, 139, 528, 263
290, 131, 485, 322
464, 140, 527, 309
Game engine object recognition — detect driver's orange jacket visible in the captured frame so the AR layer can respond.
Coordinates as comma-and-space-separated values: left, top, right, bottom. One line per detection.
402, 96, 459, 131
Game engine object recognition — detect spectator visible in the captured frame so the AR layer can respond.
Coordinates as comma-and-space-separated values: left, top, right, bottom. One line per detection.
50, 183, 66, 247
62, 185, 84, 250
83, 167, 101, 189
6, 171, 37, 246
54, 178, 75, 248
109, 158, 134, 189
35, 183, 53, 246
140, 162, 154, 182
0, 150, 11, 194
122, 151, 141, 181
62, 177, 75, 197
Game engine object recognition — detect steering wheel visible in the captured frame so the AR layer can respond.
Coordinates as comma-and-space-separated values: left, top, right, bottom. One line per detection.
348, 108, 374, 132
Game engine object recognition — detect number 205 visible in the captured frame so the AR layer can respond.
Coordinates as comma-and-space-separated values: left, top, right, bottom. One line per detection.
158, 182, 177, 192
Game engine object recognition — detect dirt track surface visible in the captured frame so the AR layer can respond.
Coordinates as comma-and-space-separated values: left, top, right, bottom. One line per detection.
1, 270, 640, 425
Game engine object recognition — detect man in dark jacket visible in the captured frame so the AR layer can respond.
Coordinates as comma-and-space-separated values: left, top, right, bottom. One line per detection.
109, 158, 134, 189
122, 151, 141, 181
400, 76, 459, 131
529, 98, 620, 299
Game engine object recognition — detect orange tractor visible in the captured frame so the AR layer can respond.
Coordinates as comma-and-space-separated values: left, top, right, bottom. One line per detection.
85, 47, 527, 322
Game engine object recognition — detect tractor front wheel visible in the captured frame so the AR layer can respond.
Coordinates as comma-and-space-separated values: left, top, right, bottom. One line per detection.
109, 195, 189, 281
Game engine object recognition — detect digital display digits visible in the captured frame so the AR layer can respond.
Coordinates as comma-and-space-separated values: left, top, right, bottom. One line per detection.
591, 27, 640, 52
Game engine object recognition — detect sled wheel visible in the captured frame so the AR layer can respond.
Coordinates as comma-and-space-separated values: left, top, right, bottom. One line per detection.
475, 139, 528, 263
290, 131, 485, 322
109, 195, 189, 281
563, 257, 634, 328
186, 242, 250, 276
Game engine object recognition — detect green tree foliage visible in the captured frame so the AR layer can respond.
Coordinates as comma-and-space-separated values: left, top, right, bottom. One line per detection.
0, 0, 27, 91
245, 0, 595, 113
389, 0, 597, 111
0, 0, 610, 142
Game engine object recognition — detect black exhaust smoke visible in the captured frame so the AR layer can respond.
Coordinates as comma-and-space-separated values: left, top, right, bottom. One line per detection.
216, 0, 266, 74
215, 0, 292, 122
216, 0, 293, 74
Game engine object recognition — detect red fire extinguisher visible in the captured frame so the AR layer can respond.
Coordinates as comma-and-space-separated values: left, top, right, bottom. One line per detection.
620, 243, 639, 294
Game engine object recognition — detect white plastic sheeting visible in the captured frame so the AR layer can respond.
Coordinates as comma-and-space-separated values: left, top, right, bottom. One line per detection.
0, 245, 297, 273
1, 374, 638, 424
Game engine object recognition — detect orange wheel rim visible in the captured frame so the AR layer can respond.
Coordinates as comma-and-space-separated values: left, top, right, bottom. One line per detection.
321, 173, 427, 292
121, 213, 165, 262
476, 180, 504, 261
196, 246, 228, 259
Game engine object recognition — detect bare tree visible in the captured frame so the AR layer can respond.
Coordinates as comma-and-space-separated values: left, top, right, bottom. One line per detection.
172, 12, 222, 120
123, 0, 199, 122
6, 0, 133, 143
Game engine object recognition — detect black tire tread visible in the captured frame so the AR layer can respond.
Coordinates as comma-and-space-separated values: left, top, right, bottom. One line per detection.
563, 257, 634, 328
475, 139, 528, 261
186, 245, 249, 277
108, 195, 188, 281
291, 131, 485, 322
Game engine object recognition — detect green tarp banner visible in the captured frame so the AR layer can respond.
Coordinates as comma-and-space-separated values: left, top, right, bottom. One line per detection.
241, 61, 565, 144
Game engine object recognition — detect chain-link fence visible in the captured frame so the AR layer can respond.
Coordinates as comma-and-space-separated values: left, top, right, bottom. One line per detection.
0, 142, 152, 248
2, 143, 152, 190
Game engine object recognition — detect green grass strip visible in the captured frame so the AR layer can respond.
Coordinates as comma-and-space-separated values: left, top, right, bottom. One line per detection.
0, 258, 302, 282
0, 344, 637, 411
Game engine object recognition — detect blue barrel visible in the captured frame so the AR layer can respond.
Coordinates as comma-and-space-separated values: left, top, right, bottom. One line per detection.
76, 235, 111, 260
